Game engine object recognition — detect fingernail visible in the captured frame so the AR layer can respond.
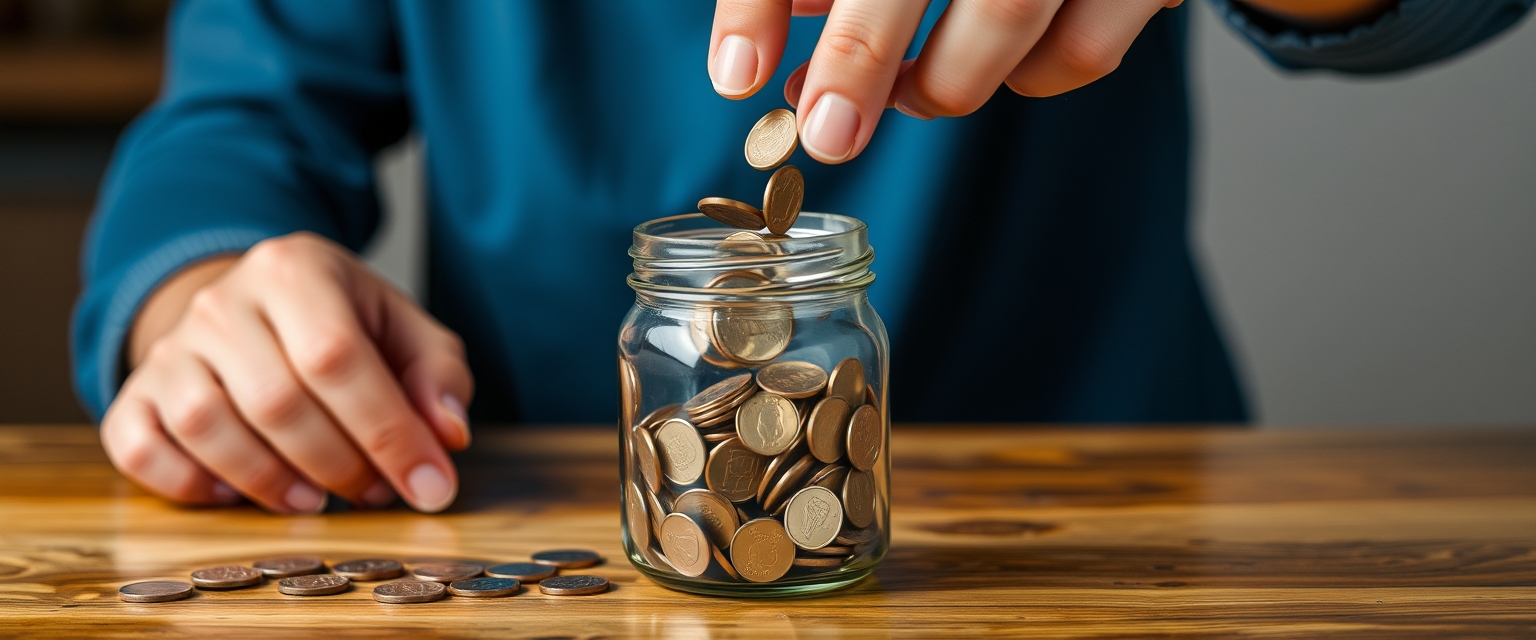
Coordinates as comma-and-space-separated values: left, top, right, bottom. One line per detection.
362, 478, 396, 508
211, 481, 240, 503
803, 92, 860, 162
711, 34, 759, 96
441, 394, 471, 447
285, 482, 326, 513
894, 100, 934, 121
407, 464, 456, 513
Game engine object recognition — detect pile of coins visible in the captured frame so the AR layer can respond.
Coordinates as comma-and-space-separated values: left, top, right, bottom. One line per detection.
117, 549, 608, 604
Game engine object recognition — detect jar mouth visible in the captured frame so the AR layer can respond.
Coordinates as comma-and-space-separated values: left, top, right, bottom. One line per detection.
629, 212, 874, 299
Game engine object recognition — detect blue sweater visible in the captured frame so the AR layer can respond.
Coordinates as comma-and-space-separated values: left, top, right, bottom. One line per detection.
74, 0, 1532, 423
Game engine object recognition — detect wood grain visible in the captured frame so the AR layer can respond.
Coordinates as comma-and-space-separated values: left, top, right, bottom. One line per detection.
1, 424, 1532, 638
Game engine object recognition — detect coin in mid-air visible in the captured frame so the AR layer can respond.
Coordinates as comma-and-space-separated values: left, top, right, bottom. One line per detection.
410, 562, 482, 583
729, 518, 795, 583
531, 549, 602, 570
699, 197, 767, 230
538, 575, 610, 596
332, 558, 404, 581
735, 392, 800, 456
745, 108, 799, 170
761, 165, 804, 235
845, 403, 882, 471
277, 574, 350, 596
189, 565, 263, 589
783, 485, 843, 550
654, 418, 707, 485
659, 513, 713, 578
447, 577, 521, 597
704, 436, 768, 503
371, 580, 446, 604
756, 361, 827, 399
484, 562, 557, 582
806, 396, 850, 464
826, 358, 865, 406
252, 556, 325, 579
118, 581, 193, 603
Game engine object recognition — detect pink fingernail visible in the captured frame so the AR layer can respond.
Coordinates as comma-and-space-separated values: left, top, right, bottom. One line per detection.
407, 464, 456, 513
803, 92, 860, 162
894, 100, 934, 121
711, 34, 759, 96
362, 479, 396, 508
211, 481, 240, 503
285, 482, 326, 513
441, 394, 471, 447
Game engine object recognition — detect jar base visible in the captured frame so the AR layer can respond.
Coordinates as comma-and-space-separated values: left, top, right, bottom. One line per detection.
631, 560, 874, 598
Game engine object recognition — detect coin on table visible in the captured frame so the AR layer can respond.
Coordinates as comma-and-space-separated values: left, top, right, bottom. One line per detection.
706, 269, 772, 289
845, 404, 882, 471
626, 482, 654, 552
372, 580, 446, 604
735, 392, 800, 456
333, 558, 404, 581
763, 453, 816, 514
119, 580, 193, 603
842, 469, 876, 529
729, 518, 795, 583
683, 374, 754, 417
711, 303, 793, 364
826, 358, 865, 406
762, 165, 804, 235
699, 197, 767, 230
756, 361, 827, 400
620, 357, 641, 429
744, 108, 799, 171
410, 562, 482, 583
189, 565, 263, 589
277, 574, 350, 596
484, 562, 557, 582
632, 424, 664, 493
654, 418, 707, 485
783, 485, 844, 550
673, 488, 740, 550
806, 396, 850, 464
531, 549, 603, 570
538, 575, 610, 596
448, 577, 521, 597
659, 513, 713, 578
704, 436, 768, 503
252, 556, 325, 579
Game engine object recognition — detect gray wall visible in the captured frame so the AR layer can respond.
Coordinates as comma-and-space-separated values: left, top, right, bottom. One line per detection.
367, 5, 1536, 426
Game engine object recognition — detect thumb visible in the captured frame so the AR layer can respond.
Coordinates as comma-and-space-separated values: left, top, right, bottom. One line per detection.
366, 282, 475, 451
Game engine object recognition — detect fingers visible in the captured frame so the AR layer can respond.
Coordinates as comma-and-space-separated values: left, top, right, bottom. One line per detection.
1004, 0, 1171, 97
710, 0, 793, 98
372, 285, 474, 452
891, 0, 1064, 119
101, 394, 238, 506
796, 0, 930, 163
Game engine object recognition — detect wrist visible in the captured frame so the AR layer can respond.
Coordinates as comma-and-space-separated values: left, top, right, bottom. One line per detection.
127, 255, 240, 369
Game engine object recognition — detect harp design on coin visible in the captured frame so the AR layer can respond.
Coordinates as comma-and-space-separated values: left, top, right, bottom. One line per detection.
802, 495, 832, 538
666, 530, 701, 565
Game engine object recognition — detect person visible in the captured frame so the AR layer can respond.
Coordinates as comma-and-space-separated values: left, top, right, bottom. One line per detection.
73, 0, 1530, 514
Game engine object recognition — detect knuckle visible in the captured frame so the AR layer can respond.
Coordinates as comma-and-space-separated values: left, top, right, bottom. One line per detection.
819, 20, 899, 69
244, 379, 309, 429
240, 458, 293, 496
974, 0, 1052, 28
358, 418, 418, 460
292, 330, 366, 382
1055, 28, 1121, 81
186, 286, 235, 326
164, 472, 210, 503
162, 390, 224, 443
914, 75, 987, 117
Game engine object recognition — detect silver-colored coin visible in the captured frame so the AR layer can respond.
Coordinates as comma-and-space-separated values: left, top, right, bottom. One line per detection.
827, 358, 865, 406
531, 549, 603, 569
756, 361, 827, 399
371, 580, 446, 604
744, 108, 798, 171
783, 485, 844, 550
484, 562, 557, 582
673, 488, 740, 550
845, 403, 882, 471
654, 418, 707, 485
842, 469, 876, 529
806, 396, 850, 464
118, 580, 193, 603
699, 197, 767, 230
332, 558, 404, 581
189, 565, 263, 589
659, 512, 712, 578
410, 562, 482, 583
252, 556, 325, 579
447, 577, 521, 597
277, 574, 350, 596
735, 392, 800, 456
538, 575, 610, 596
761, 165, 804, 235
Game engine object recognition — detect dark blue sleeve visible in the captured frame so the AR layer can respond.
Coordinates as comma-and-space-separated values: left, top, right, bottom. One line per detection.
1209, 0, 1534, 73
71, 0, 408, 420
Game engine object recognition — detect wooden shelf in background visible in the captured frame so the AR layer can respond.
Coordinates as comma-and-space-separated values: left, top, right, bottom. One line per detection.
0, 42, 162, 122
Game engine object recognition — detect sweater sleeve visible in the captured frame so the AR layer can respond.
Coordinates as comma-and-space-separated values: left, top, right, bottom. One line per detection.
71, 0, 409, 420
1208, 0, 1534, 74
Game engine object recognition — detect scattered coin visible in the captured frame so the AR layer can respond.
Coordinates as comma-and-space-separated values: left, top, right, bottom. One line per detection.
783, 485, 844, 550
654, 418, 707, 485
484, 562, 558, 582
410, 562, 482, 583
333, 558, 404, 581
277, 574, 350, 596
372, 580, 446, 604
119, 581, 193, 603
189, 565, 263, 589
448, 577, 521, 597
252, 556, 325, 579
531, 549, 603, 570
735, 392, 801, 456
538, 575, 610, 596
730, 518, 795, 583
659, 513, 713, 578
673, 488, 740, 550
756, 361, 828, 399
744, 108, 799, 171
806, 396, 850, 463
762, 165, 804, 235
846, 403, 882, 471
699, 197, 767, 230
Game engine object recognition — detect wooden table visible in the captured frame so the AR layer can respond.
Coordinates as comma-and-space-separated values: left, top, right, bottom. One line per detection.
1, 424, 1532, 637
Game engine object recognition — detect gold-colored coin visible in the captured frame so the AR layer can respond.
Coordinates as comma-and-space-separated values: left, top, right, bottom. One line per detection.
808, 464, 848, 491
710, 304, 792, 364
646, 487, 671, 532
842, 469, 876, 529
763, 453, 816, 515
755, 435, 806, 504
619, 357, 640, 430
706, 269, 772, 289
729, 518, 795, 583
826, 358, 866, 406
698, 197, 767, 230
682, 374, 754, 417
761, 165, 804, 235
720, 231, 775, 255
626, 481, 653, 552
744, 108, 799, 170
734, 392, 800, 455
632, 424, 663, 492
756, 361, 827, 399
702, 430, 737, 443
783, 485, 843, 550
673, 489, 740, 550
806, 396, 850, 464
704, 436, 768, 502
845, 403, 882, 471
654, 418, 706, 485
659, 513, 712, 578
637, 403, 680, 431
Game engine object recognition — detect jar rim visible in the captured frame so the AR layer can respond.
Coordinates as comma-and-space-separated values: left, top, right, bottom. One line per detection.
631, 212, 866, 256
628, 212, 874, 299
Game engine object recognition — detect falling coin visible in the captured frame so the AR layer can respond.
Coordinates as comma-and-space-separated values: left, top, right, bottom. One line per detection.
699, 197, 767, 230
277, 574, 350, 596
531, 549, 603, 570
332, 559, 404, 581
762, 165, 804, 235
372, 580, 446, 604
448, 577, 521, 597
744, 108, 799, 171
484, 562, 558, 582
189, 565, 263, 589
252, 556, 325, 579
538, 575, 610, 596
410, 562, 482, 583
118, 581, 193, 603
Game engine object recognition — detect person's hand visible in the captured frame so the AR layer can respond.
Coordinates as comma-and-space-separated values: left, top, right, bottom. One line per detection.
100, 232, 473, 513
709, 0, 1183, 163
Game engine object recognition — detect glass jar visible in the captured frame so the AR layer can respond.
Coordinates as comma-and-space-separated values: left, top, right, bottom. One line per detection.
618, 212, 890, 597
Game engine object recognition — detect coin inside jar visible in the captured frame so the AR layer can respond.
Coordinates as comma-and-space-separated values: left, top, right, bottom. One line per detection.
735, 392, 800, 455
626, 481, 653, 551
371, 580, 446, 604
706, 269, 772, 289
762, 453, 816, 515
806, 396, 850, 463
744, 108, 798, 171
704, 436, 768, 503
729, 518, 795, 583
682, 374, 754, 417
531, 549, 603, 569
659, 513, 713, 578
189, 565, 263, 589
710, 304, 792, 364
332, 558, 404, 581
672, 488, 740, 550
410, 562, 483, 583
484, 562, 557, 582
842, 469, 876, 529
277, 574, 350, 596
538, 575, 610, 596
620, 357, 641, 429
761, 165, 804, 235
756, 361, 828, 399
783, 485, 844, 550
698, 197, 767, 230
118, 580, 193, 603
447, 577, 521, 597
632, 424, 664, 492
654, 418, 707, 485
845, 403, 882, 471
827, 358, 866, 406
252, 556, 325, 579
636, 403, 681, 431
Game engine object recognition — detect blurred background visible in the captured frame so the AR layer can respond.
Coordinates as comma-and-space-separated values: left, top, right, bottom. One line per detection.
1, 1, 1531, 426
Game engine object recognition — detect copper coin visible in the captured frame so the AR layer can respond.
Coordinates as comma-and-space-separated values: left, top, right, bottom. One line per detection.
706, 270, 772, 289
835, 526, 878, 547
632, 424, 663, 493
448, 577, 521, 597
333, 558, 404, 581
410, 562, 482, 583
842, 469, 876, 529
118, 580, 193, 603
484, 562, 557, 582
531, 549, 602, 570
704, 436, 768, 503
735, 392, 800, 456
699, 197, 767, 230
761, 165, 804, 235
703, 430, 737, 442
371, 580, 445, 604
659, 513, 712, 578
277, 574, 350, 596
826, 358, 865, 406
654, 418, 707, 485
619, 358, 641, 429
682, 374, 754, 416
845, 404, 882, 471
744, 108, 798, 171
189, 565, 263, 589
538, 575, 610, 596
626, 482, 653, 553
757, 361, 827, 400
729, 518, 795, 583
763, 453, 817, 515
636, 403, 681, 431
755, 435, 806, 504
712, 544, 743, 581
646, 487, 671, 532
805, 545, 853, 556
252, 556, 325, 579
806, 463, 848, 490
673, 489, 740, 550
783, 485, 843, 550
792, 555, 844, 568
806, 396, 850, 464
